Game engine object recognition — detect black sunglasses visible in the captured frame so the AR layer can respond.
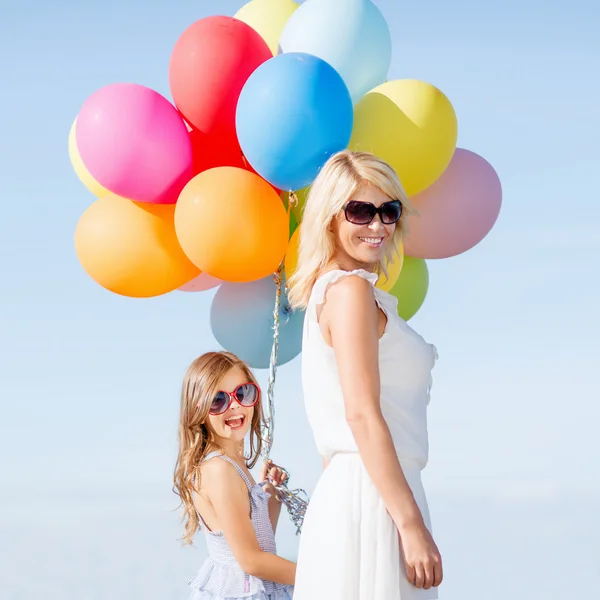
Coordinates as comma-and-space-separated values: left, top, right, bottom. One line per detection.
344, 200, 402, 225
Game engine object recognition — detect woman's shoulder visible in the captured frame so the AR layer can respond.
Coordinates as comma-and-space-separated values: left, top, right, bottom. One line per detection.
315, 268, 378, 287
311, 268, 378, 306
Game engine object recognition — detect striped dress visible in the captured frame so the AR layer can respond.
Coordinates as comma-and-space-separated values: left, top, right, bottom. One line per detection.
188, 451, 294, 600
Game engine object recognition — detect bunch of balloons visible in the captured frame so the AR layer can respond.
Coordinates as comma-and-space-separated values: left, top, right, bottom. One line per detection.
69, 0, 502, 369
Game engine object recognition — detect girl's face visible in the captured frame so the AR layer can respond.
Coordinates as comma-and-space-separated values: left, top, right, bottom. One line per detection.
330, 185, 397, 270
206, 366, 257, 444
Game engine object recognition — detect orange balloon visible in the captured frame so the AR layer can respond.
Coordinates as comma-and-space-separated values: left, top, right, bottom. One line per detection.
285, 228, 403, 291
175, 167, 288, 282
75, 195, 200, 297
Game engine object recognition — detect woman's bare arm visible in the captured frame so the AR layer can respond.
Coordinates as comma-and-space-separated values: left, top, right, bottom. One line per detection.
320, 275, 442, 589
320, 275, 423, 527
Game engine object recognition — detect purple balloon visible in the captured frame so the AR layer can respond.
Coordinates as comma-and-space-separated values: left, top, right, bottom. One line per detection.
76, 83, 193, 204
404, 149, 502, 259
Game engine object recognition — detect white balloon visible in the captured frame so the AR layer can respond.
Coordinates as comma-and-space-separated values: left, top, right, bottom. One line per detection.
280, 0, 392, 102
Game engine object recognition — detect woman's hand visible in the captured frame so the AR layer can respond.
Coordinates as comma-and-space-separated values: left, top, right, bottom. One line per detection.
398, 522, 443, 590
260, 459, 288, 498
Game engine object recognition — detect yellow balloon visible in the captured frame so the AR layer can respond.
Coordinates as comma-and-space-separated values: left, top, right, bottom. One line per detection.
68, 118, 110, 198
284, 228, 404, 292
349, 79, 458, 196
235, 0, 299, 55
378, 241, 404, 292
284, 228, 299, 281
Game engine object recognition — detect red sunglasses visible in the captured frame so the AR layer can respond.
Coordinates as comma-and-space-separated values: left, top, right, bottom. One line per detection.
208, 382, 260, 416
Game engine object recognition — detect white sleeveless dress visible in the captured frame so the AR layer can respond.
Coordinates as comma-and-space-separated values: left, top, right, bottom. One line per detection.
293, 269, 439, 600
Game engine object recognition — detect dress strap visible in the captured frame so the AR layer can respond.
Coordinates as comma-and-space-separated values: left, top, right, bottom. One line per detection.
203, 452, 254, 491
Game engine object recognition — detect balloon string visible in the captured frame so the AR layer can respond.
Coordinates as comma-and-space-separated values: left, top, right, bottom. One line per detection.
260, 194, 309, 534
261, 263, 283, 458
263, 189, 297, 456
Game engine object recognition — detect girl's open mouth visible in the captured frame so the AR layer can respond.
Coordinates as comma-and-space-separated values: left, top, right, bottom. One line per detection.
224, 415, 246, 430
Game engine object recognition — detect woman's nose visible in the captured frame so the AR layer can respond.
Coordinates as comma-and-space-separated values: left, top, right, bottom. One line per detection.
369, 215, 385, 231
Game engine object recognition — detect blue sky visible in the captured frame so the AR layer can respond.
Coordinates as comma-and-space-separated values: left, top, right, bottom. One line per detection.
1, 0, 599, 598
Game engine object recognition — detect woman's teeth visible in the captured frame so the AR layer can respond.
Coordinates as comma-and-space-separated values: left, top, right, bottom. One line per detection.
224, 415, 245, 430
359, 237, 384, 247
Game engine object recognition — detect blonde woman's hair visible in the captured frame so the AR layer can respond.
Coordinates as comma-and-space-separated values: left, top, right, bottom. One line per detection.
173, 351, 263, 544
287, 150, 414, 310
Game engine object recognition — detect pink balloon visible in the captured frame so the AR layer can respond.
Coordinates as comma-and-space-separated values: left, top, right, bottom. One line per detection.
76, 83, 193, 204
178, 273, 222, 292
404, 149, 502, 259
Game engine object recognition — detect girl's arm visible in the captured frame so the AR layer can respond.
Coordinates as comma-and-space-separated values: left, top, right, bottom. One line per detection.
267, 495, 282, 533
260, 460, 285, 533
202, 459, 296, 586
320, 275, 442, 590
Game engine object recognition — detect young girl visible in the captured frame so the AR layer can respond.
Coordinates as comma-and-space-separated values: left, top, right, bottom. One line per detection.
174, 351, 295, 600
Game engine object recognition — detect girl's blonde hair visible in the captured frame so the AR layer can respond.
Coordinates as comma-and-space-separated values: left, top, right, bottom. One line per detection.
287, 150, 414, 310
173, 351, 263, 544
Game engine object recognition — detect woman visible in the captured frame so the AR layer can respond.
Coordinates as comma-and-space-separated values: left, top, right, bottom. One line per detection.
287, 150, 443, 599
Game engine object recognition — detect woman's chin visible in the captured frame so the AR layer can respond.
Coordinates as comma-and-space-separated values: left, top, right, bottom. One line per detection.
351, 248, 385, 267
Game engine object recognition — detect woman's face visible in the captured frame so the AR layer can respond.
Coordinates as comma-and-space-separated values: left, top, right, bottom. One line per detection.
330, 185, 397, 270
206, 367, 256, 444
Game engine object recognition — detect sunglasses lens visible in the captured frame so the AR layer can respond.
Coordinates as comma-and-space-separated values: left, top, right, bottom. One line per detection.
210, 391, 229, 415
236, 383, 258, 407
381, 201, 402, 224
345, 201, 375, 224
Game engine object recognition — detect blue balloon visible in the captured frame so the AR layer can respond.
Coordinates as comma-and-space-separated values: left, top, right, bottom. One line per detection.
236, 52, 353, 191
280, 0, 391, 103
210, 277, 305, 369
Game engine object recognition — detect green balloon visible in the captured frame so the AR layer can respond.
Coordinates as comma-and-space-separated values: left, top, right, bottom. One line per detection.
289, 209, 298, 239
388, 256, 429, 321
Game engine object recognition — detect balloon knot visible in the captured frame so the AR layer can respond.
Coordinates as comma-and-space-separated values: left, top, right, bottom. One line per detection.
288, 190, 299, 208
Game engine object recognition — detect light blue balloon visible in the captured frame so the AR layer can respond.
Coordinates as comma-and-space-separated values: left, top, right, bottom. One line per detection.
280, 0, 392, 103
210, 277, 305, 370
236, 52, 353, 191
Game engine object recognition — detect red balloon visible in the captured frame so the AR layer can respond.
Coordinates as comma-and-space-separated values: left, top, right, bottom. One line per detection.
186, 123, 280, 194
169, 16, 271, 147
189, 128, 247, 176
